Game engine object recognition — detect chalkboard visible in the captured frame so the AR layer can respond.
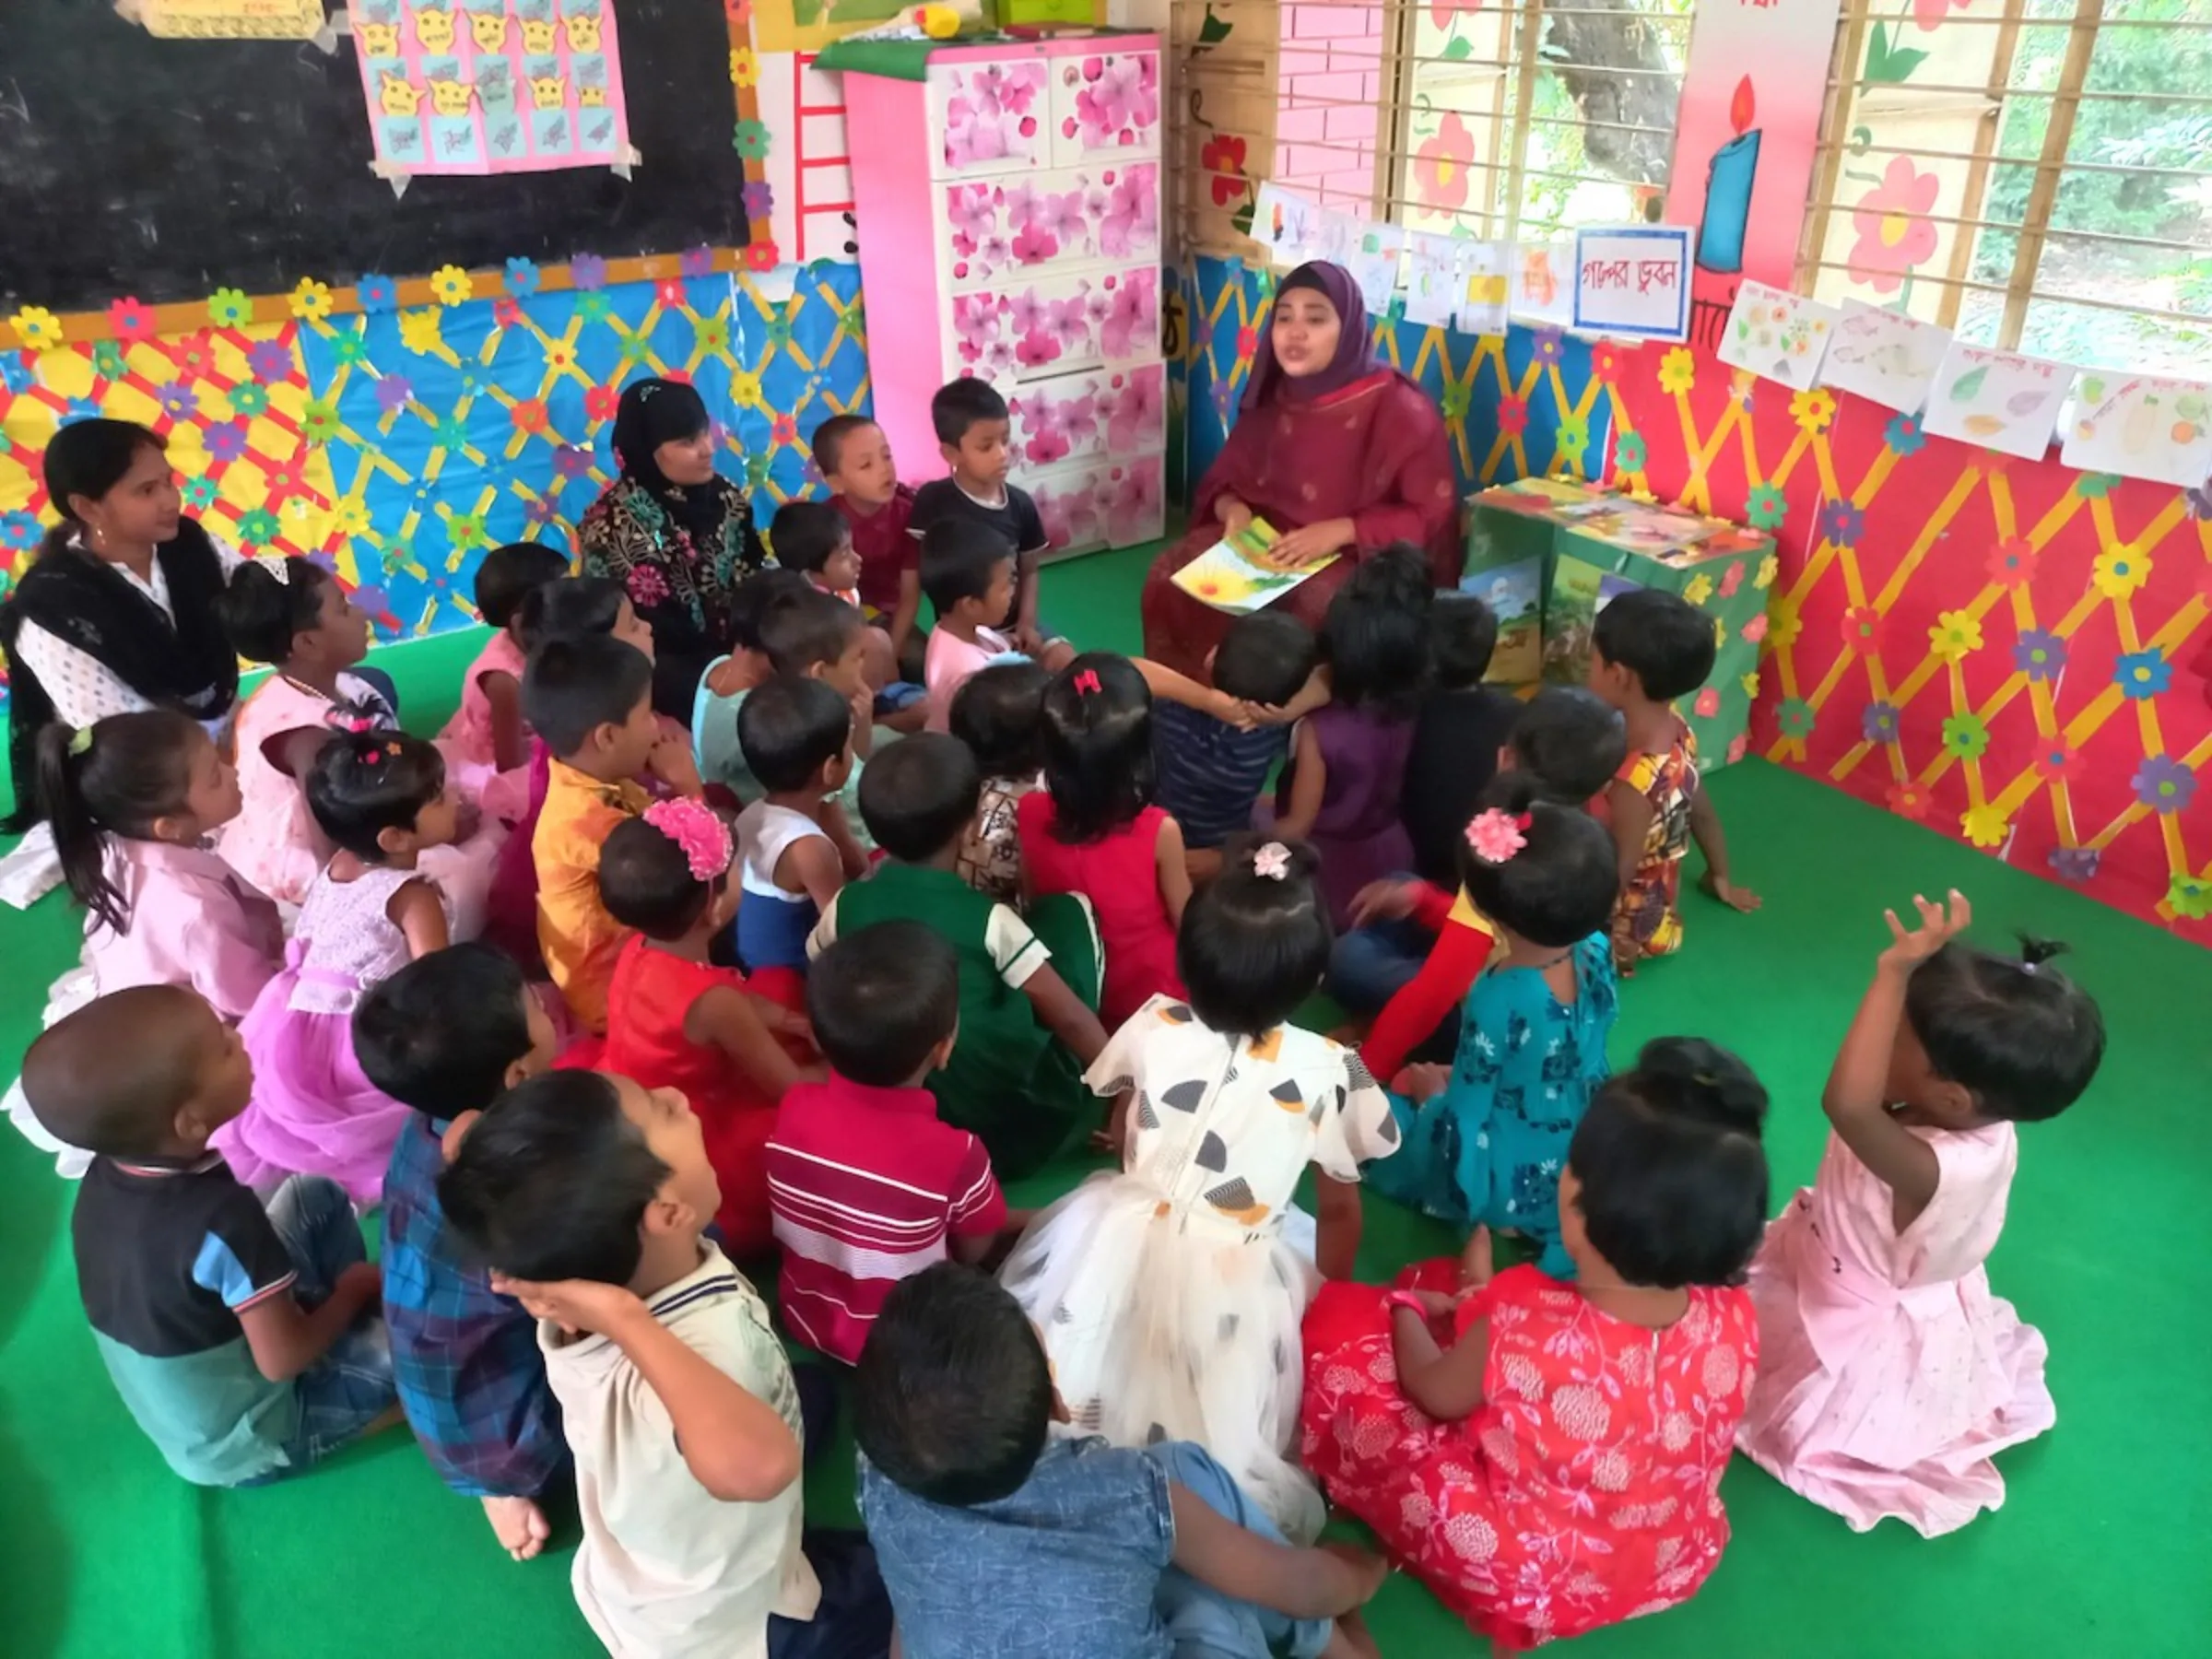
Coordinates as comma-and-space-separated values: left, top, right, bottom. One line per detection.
0, 0, 750, 312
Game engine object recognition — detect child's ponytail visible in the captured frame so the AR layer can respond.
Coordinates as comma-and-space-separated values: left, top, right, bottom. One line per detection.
34, 711, 204, 936
1903, 932, 2105, 1124
216, 557, 328, 666
1039, 652, 1155, 844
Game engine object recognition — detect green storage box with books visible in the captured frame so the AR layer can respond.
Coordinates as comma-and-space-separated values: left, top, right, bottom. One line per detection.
1462, 481, 1777, 769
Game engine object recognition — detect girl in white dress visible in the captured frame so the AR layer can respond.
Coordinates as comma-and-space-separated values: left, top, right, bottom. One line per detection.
1000, 841, 1401, 1541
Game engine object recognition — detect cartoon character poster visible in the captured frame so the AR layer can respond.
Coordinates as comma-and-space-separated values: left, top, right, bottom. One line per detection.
346, 0, 632, 177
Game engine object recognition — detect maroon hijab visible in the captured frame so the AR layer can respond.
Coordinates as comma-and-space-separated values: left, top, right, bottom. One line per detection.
1241, 260, 1378, 413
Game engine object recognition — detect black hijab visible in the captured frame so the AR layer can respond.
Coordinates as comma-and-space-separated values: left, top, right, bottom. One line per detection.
0, 522, 239, 830
610, 378, 726, 547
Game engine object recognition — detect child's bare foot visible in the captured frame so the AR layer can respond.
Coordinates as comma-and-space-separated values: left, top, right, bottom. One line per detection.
482, 1494, 552, 1561
1324, 1608, 1382, 1659
1460, 1225, 1495, 1289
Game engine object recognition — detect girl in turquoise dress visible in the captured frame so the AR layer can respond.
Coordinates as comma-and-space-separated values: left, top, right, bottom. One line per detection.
1367, 777, 1621, 1277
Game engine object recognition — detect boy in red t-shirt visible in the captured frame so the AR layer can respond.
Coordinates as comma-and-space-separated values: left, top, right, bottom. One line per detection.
814, 415, 924, 682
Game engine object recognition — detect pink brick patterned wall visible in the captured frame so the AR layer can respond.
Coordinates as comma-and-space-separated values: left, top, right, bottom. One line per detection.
1272, 0, 1385, 213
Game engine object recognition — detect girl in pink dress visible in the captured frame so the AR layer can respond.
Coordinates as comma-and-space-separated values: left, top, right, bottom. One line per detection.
437, 541, 570, 827
1738, 893, 2106, 1537
1016, 653, 1191, 1031
1302, 1039, 1771, 1651
40, 709, 280, 1019
218, 733, 460, 1205
214, 558, 498, 935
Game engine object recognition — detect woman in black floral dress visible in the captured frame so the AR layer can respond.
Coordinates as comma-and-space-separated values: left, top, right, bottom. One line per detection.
576, 377, 767, 720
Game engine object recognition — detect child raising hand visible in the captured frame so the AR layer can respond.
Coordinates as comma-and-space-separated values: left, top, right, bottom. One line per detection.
1738, 892, 2106, 1537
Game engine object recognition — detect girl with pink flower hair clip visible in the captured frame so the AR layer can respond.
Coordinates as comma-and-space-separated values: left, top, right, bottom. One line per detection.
1366, 775, 1626, 1287
595, 797, 824, 1257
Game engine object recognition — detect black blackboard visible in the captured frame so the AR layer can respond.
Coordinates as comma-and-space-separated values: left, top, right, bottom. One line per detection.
0, 0, 750, 312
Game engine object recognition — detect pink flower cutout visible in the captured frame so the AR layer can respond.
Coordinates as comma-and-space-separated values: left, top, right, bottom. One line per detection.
1026, 407, 1073, 466
1847, 157, 1940, 295
1016, 327, 1062, 369
1051, 295, 1095, 353
1465, 808, 1529, 865
1062, 389, 1101, 450
1099, 165, 1159, 259
1718, 561, 1745, 599
1912, 0, 1971, 29
1100, 271, 1158, 359
1413, 112, 1477, 212
1107, 366, 1163, 451
1043, 191, 1089, 249
1695, 688, 1723, 718
1001, 183, 1043, 232
1011, 222, 1060, 265
1105, 465, 1162, 544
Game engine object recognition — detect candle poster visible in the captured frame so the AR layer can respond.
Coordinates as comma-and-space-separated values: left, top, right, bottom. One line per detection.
346, 0, 633, 178
1571, 227, 1693, 341
1818, 299, 1949, 415
2061, 372, 2212, 488
1716, 279, 1838, 392
1662, 0, 1843, 299
1922, 341, 2067, 462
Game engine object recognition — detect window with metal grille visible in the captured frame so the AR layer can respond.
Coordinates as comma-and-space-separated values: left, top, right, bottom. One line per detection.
1172, 0, 1696, 256
1798, 0, 2212, 375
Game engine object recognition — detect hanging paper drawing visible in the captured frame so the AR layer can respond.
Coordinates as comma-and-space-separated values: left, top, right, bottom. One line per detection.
346, 0, 632, 177
2061, 372, 2212, 489
1922, 341, 2066, 462
1817, 298, 1948, 414
1715, 279, 1837, 393
139, 0, 327, 38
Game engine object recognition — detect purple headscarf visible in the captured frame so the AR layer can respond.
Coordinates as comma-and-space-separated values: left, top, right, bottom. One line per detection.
1240, 260, 1378, 413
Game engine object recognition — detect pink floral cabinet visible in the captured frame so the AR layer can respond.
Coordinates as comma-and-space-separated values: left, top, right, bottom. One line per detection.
844, 34, 1166, 554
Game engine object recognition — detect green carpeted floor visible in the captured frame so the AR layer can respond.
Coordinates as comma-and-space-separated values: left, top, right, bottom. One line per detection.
3, 543, 2206, 1656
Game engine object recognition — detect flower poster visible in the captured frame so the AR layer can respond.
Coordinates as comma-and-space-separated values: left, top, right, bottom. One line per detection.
346, 0, 632, 178
2060, 372, 2212, 489
1716, 279, 1837, 393
1922, 341, 2067, 462
1817, 299, 1948, 415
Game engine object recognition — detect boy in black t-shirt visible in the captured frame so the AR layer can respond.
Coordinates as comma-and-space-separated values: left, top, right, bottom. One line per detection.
1401, 593, 1523, 888
908, 380, 1063, 656
21, 985, 394, 1487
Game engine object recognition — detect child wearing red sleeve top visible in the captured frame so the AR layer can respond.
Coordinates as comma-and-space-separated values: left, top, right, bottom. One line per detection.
815, 415, 924, 677
1340, 687, 1628, 1081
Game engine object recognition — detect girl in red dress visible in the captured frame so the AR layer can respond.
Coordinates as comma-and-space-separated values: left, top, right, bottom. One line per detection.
1302, 1038, 1771, 1651
1140, 260, 1462, 682
1016, 653, 1192, 1031
594, 799, 821, 1256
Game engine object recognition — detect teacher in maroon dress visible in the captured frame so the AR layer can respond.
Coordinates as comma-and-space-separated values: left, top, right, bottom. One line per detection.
1141, 260, 1462, 680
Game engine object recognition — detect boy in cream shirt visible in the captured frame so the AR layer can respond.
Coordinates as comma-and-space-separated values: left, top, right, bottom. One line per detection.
441, 1069, 889, 1658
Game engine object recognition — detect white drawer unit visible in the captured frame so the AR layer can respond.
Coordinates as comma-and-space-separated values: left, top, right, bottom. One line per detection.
844, 33, 1164, 555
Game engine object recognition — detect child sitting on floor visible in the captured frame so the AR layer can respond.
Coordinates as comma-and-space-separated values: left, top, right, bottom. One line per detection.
1403, 593, 1520, 890
1302, 1038, 1769, 1652
691, 569, 819, 801
949, 660, 1049, 904
859, 1264, 1388, 1659
1738, 892, 2105, 1537
817, 734, 1107, 1179
1000, 841, 1401, 1543
216, 555, 499, 935
815, 413, 923, 677
770, 497, 912, 708
921, 521, 1050, 732
1367, 778, 1621, 1281
768, 923, 1021, 1365
441, 1070, 892, 1658
1018, 653, 1192, 1031
1590, 588, 1759, 971
909, 378, 1059, 657
22, 984, 393, 1487
218, 732, 459, 1204
1274, 546, 1431, 928
354, 945, 564, 1560
1344, 685, 1630, 1077
438, 540, 571, 818
600, 802, 820, 1259
524, 635, 664, 1034
41, 709, 279, 1020
1153, 609, 1318, 884
735, 675, 867, 1006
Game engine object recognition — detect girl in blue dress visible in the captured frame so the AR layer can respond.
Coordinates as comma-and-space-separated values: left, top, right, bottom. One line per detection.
1367, 775, 1621, 1277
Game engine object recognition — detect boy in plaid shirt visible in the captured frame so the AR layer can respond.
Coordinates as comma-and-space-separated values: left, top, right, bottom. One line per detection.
357, 945, 564, 1559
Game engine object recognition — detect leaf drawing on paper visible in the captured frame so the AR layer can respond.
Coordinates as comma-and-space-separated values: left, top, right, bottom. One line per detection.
1951, 365, 1988, 402
2006, 390, 2048, 417
1963, 414, 2005, 436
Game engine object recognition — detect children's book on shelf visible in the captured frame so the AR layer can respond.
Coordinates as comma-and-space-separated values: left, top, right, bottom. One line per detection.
1464, 557, 1545, 685
1171, 519, 1339, 615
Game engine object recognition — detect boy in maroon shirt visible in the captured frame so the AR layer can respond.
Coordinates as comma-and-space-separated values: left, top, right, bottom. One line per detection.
814, 415, 924, 682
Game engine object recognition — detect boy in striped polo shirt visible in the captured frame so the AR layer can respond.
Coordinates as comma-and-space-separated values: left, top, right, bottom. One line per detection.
766, 921, 1027, 1365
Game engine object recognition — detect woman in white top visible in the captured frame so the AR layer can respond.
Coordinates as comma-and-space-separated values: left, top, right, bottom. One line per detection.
0, 419, 243, 829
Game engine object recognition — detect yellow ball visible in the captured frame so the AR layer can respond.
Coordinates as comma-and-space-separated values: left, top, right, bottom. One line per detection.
919, 4, 960, 37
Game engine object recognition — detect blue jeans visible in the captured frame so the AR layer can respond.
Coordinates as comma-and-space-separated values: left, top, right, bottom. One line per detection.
769, 1530, 894, 1659
265, 1175, 395, 1472
1147, 1442, 1334, 1659
1327, 915, 1433, 1017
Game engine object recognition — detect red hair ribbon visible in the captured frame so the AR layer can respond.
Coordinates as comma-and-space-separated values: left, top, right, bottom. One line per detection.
1071, 669, 1102, 695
